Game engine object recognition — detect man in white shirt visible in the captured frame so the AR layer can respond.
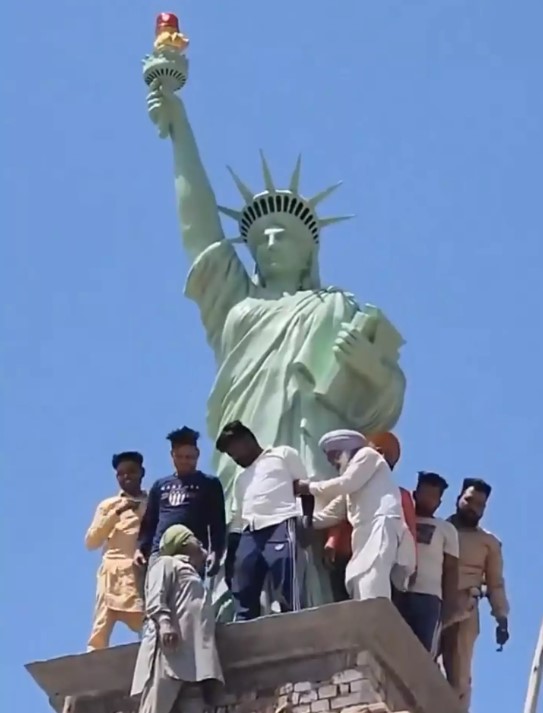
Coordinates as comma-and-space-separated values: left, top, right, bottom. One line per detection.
216, 421, 310, 621
395, 471, 459, 656
295, 429, 416, 602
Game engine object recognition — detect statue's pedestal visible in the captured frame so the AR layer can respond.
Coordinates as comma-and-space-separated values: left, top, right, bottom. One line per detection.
26, 600, 462, 713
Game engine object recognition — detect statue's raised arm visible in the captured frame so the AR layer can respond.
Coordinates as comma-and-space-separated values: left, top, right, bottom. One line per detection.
142, 14, 250, 353
147, 82, 223, 262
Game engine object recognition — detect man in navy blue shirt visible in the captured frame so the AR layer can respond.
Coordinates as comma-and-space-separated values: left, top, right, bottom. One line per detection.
134, 427, 226, 586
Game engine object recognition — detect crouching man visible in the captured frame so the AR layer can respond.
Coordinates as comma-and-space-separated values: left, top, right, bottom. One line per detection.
131, 525, 224, 713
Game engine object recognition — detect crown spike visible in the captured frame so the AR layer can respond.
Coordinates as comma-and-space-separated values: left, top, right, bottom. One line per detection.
218, 205, 243, 221
259, 150, 275, 192
226, 166, 254, 203
308, 182, 343, 208
289, 154, 302, 193
318, 215, 354, 228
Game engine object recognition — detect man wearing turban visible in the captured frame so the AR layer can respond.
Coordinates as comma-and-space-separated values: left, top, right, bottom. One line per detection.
321, 432, 417, 603
294, 430, 415, 602
131, 525, 224, 713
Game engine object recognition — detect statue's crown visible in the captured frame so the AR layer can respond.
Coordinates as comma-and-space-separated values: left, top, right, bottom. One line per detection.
218, 152, 353, 245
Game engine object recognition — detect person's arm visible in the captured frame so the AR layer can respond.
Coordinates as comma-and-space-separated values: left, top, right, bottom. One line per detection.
326, 524, 345, 551
229, 474, 243, 534
312, 496, 347, 530
308, 447, 383, 499
282, 446, 309, 481
485, 535, 510, 621
206, 478, 227, 576
441, 524, 459, 623
281, 447, 315, 525
137, 481, 160, 557
145, 556, 175, 622
84, 500, 120, 550
224, 477, 243, 588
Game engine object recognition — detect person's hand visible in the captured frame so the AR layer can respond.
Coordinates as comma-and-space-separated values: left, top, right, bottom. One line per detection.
293, 480, 311, 496
441, 601, 458, 627
323, 544, 336, 569
496, 618, 510, 648
116, 499, 140, 516
206, 552, 220, 578
133, 549, 147, 567
159, 621, 179, 650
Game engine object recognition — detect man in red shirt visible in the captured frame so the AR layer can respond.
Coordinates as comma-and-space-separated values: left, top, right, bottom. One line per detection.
323, 432, 416, 602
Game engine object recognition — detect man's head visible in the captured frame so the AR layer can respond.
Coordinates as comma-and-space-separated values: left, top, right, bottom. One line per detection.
367, 432, 401, 471
167, 427, 200, 475
215, 420, 261, 468
318, 430, 367, 472
159, 524, 207, 572
414, 471, 449, 517
456, 478, 492, 527
111, 451, 145, 496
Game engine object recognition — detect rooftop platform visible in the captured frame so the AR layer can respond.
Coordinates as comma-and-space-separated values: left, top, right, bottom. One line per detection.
26, 599, 462, 713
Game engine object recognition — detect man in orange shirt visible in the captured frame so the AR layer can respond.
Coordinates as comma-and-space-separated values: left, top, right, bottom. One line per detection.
85, 451, 147, 650
324, 432, 417, 602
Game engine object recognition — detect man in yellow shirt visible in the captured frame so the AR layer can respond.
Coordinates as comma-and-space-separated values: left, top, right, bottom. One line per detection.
85, 451, 148, 650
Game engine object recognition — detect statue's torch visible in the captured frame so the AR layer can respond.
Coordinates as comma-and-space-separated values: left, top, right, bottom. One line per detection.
142, 12, 190, 138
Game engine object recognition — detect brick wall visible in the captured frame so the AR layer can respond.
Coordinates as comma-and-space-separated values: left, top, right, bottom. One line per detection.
28, 601, 463, 713
214, 652, 409, 713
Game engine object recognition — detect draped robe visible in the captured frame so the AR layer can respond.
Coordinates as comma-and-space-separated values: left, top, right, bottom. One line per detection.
185, 240, 405, 613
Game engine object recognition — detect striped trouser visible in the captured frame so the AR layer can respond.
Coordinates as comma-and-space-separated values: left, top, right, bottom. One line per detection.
231, 517, 303, 621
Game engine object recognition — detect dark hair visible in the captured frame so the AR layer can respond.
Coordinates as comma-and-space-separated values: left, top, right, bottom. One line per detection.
417, 471, 449, 494
461, 477, 492, 498
167, 427, 200, 448
112, 451, 144, 470
215, 420, 255, 452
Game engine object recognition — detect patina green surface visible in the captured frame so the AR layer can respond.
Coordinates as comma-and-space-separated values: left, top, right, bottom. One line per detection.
143, 50, 406, 615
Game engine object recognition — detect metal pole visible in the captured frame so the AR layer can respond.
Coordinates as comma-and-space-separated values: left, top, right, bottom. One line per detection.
523, 618, 543, 713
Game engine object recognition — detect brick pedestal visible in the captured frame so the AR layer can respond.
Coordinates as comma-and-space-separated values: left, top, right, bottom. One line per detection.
27, 600, 462, 713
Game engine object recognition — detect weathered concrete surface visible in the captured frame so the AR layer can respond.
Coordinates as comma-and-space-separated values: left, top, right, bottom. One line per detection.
26, 600, 462, 713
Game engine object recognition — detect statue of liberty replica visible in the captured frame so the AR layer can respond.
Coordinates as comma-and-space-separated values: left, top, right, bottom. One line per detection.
142, 13, 406, 618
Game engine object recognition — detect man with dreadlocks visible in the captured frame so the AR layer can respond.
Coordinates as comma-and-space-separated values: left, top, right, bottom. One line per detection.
85, 451, 148, 650
135, 427, 226, 592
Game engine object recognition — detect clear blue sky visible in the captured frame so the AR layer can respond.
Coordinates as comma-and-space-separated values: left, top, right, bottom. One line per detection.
1, 1, 542, 711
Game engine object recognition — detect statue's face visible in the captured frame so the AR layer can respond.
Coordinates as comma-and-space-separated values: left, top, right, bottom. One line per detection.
252, 223, 313, 283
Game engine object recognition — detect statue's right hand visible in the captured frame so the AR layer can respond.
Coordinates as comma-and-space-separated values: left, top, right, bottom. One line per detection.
147, 80, 180, 139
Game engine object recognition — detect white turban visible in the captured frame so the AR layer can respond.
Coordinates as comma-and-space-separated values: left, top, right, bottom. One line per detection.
318, 429, 367, 453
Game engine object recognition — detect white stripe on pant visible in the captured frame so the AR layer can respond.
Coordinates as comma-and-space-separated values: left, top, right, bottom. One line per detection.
286, 518, 301, 611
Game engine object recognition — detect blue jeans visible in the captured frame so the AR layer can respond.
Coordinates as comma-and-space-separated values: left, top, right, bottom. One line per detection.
395, 591, 442, 656
232, 518, 301, 621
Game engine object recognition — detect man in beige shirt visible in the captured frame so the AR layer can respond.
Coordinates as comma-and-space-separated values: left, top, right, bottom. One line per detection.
85, 451, 148, 650
441, 478, 510, 711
